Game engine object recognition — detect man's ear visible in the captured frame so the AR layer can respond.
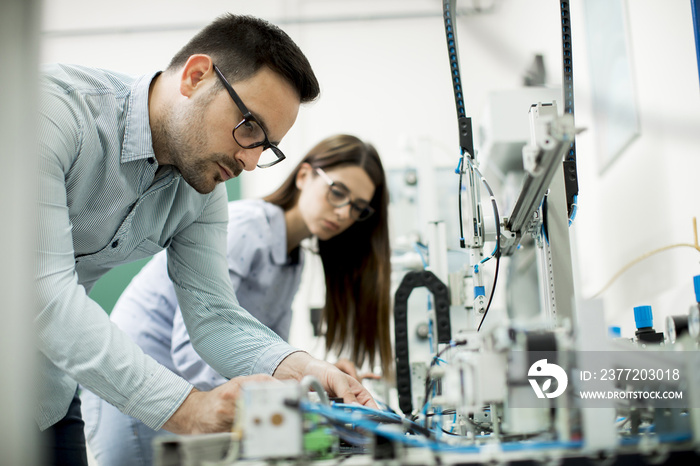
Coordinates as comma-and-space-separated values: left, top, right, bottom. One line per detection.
295, 163, 313, 190
179, 54, 214, 98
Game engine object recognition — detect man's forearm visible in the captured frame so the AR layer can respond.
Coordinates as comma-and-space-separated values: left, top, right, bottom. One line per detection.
162, 388, 201, 434
271, 350, 311, 380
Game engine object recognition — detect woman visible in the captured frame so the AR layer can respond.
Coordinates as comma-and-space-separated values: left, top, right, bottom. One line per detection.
82, 134, 392, 466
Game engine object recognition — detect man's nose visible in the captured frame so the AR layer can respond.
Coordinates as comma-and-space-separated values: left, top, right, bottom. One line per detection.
238, 146, 264, 171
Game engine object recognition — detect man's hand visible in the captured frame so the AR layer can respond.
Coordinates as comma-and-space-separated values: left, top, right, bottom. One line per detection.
273, 352, 378, 408
334, 358, 382, 382
162, 374, 276, 434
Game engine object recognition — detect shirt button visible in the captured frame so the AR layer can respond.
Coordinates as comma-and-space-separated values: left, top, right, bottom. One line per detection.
147, 157, 155, 164
111, 240, 119, 248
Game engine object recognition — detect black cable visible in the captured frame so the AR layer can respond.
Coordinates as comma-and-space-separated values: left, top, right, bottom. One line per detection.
334, 404, 436, 440
478, 256, 500, 332
458, 155, 466, 248
541, 193, 549, 244
560, 0, 579, 217
432, 339, 467, 365
425, 409, 457, 417
417, 340, 469, 420
441, 428, 463, 436
444, 0, 472, 249
421, 379, 437, 419
463, 158, 501, 332
402, 419, 436, 439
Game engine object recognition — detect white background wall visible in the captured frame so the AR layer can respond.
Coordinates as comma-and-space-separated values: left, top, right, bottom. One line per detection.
40, 0, 700, 344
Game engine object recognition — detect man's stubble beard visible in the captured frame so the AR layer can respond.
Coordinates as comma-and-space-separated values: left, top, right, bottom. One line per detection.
151, 94, 233, 194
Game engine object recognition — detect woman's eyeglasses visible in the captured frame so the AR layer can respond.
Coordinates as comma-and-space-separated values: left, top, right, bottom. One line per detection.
315, 167, 375, 221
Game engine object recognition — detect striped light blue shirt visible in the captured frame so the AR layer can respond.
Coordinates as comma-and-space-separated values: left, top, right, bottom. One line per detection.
110, 199, 305, 392
35, 64, 295, 431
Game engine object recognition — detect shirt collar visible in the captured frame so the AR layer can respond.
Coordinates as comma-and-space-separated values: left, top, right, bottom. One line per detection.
121, 71, 161, 163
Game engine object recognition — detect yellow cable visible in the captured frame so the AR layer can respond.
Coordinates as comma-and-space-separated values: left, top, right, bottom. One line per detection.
590, 218, 700, 299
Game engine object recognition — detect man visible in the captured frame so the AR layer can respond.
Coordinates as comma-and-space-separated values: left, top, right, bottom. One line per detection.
35, 14, 375, 464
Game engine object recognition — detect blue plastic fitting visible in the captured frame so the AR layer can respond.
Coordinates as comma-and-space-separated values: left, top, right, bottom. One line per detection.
694, 275, 700, 303
474, 286, 485, 297
608, 326, 621, 338
633, 305, 653, 329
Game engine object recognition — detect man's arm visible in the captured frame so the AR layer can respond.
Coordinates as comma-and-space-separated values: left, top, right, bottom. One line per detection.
35, 81, 195, 430
166, 194, 377, 408
171, 307, 228, 391
166, 190, 296, 379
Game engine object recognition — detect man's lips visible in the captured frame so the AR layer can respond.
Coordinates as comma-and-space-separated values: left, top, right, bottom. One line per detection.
218, 163, 234, 181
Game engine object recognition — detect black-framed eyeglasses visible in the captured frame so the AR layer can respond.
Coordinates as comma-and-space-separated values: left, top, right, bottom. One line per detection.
315, 167, 375, 221
213, 64, 286, 169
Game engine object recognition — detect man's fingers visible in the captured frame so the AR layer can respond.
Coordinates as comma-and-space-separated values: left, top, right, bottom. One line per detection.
355, 390, 379, 409
329, 372, 379, 409
334, 359, 359, 380
339, 388, 359, 405
274, 353, 378, 409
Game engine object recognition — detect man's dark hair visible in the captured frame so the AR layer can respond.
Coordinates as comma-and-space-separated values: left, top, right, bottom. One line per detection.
167, 14, 319, 103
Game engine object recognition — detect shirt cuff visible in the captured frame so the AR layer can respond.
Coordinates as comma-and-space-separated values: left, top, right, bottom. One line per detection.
121, 363, 193, 430
251, 341, 300, 375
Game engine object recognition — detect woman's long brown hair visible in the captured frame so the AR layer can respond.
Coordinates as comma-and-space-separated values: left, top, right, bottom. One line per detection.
263, 134, 393, 377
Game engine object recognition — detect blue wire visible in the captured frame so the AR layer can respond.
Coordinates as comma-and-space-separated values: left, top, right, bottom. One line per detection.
413, 243, 429, 268
619, 431, 693, 446
568, 195, 578, 226
434, 406, 443, 440
299, 401, 693, 454
302, 400, 582, 454
692, 0, 700, 88
480, 245, 498, 264
332, 403, 403, 422
375, 400, 397, 414
428, 315, 434, 353
300, 401, 691, 455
